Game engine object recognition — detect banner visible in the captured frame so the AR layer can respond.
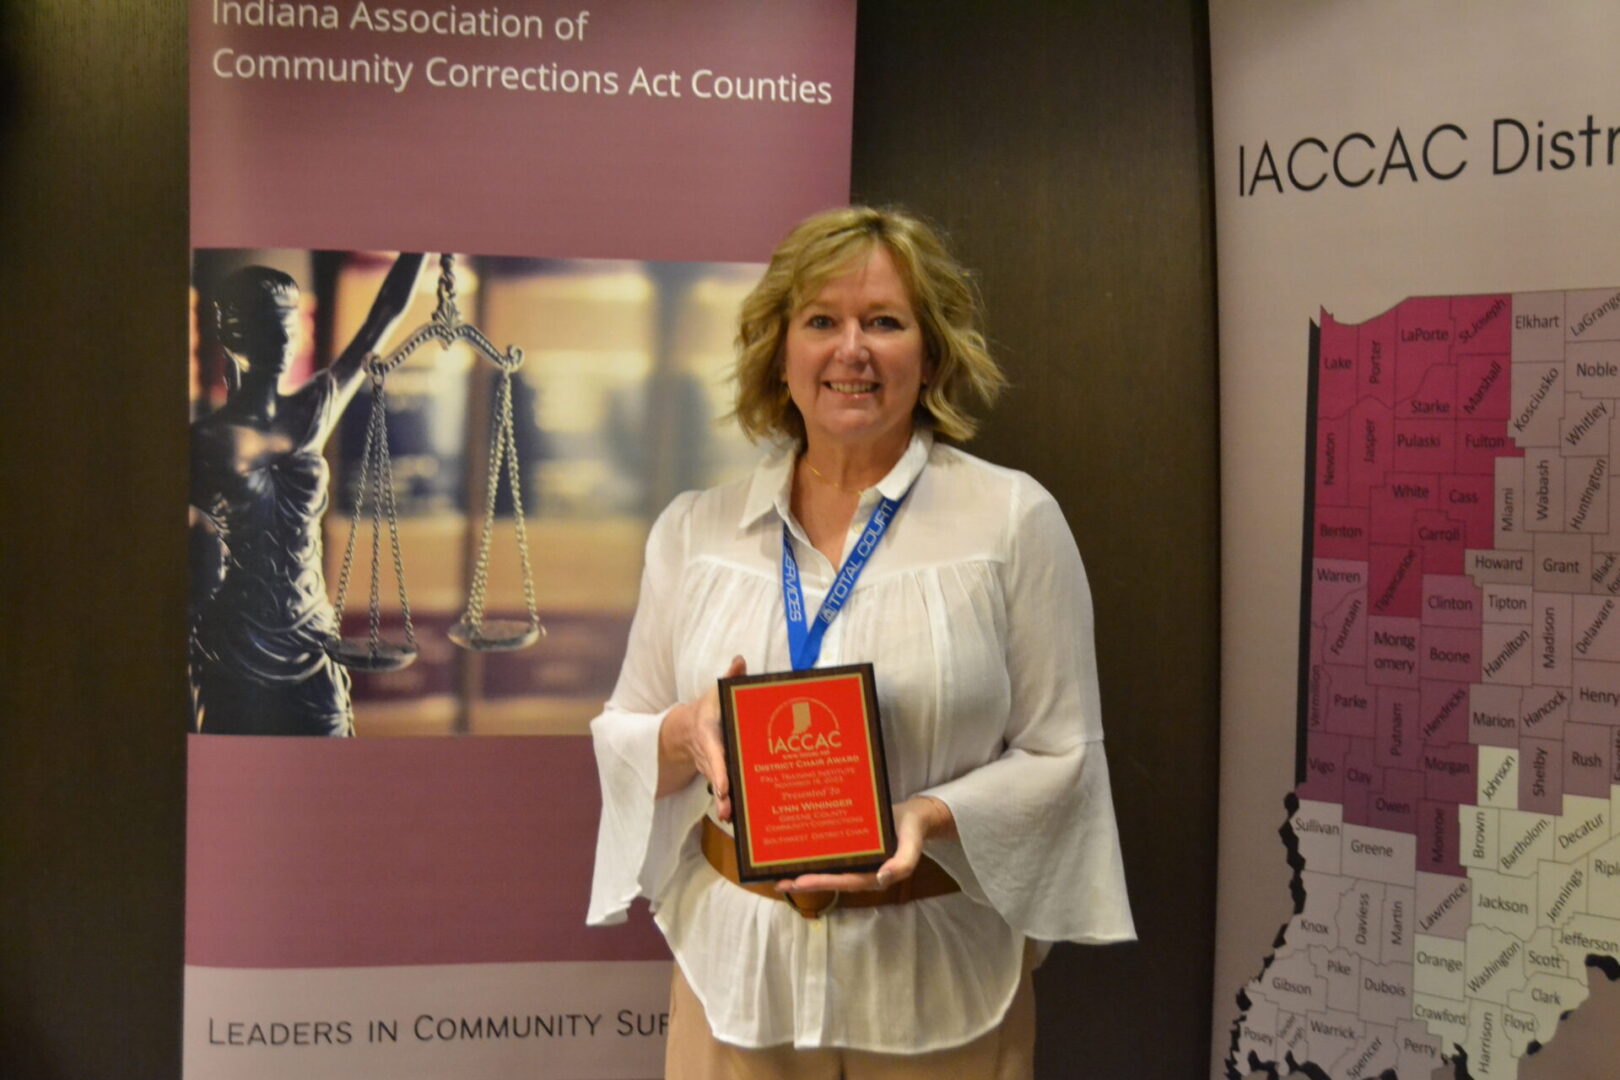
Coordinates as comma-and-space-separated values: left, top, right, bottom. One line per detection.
184, 3, 855, 1076
1209, 4, 1620, 1078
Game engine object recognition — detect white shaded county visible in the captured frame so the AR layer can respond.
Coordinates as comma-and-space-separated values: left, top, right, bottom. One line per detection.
1477, 747, 1519, 809
1505, 972, 1588, 1044
1553, 912, 1620, 969
1307, 945, 1360, 1013
1496, 810, 1557, 877
1464, 924, 1527, 1005
1460, 1001, 1513, 1080
1293, 870, 1357, 949
1468, 866, 1539, 940
1553, 794, 1610, 862
1232, 991, 1279, 1070
1356, 959, 1414, 1028
1522, 926, 1571, 980
1395, 1017, 1445, 1078
1249, 945, 1327, 1015
1327, 1020, 1397, 1080
1460, 803, 1501, 871
1292, 798, 1344, 876
1298, 1008, 1365, 1075
1341, 824, 1417, 886
1498, 1004, 1542, 1058
1335, 880, 1385, 961
1275, 1008, 1310, 1065
1381, 884, 1414, 965
1412, 992, 1470, 1054
1414, 933, 1467, 1001
1587, 833, 1620, 916
1538, 858, 1587, 927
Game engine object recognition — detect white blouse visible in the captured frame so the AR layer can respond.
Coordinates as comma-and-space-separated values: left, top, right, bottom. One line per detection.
587, 430, 1135, 1052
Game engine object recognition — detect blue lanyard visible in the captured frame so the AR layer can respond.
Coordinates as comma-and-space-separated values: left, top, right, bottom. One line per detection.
781, 490, 908, 671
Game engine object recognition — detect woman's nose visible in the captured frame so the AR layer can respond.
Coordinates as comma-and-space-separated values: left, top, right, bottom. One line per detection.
833, 321, 869, 362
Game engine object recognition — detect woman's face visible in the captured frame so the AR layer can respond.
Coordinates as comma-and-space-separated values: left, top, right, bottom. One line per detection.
224, 296, 300, 373
783, 245, 930, 456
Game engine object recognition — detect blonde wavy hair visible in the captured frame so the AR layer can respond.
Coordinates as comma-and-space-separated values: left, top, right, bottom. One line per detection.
732, 206, 1005, 444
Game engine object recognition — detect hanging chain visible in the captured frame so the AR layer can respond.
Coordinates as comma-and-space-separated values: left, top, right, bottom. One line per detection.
461, 370, 508, 636
330, 363, 414, 661
367, 386, 385, 656
502, 372, 539, 631
377, 380, 417, 650
329, 364, 377, 631
459, 366, 539, 640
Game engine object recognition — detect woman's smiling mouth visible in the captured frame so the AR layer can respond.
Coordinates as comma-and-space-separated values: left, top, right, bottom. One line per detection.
827, 380, 879, 394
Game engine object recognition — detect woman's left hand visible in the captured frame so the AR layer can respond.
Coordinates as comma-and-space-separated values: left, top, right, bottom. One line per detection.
775, 795, 956, 895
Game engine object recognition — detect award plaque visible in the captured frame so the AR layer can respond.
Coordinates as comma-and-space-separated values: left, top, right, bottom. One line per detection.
717, 663, 896, 882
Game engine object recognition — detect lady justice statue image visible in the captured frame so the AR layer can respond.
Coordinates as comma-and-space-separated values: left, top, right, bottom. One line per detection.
189, 253, 426, 736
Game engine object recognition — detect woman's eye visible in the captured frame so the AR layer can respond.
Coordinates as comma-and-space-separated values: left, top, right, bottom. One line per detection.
806, 314, 835, 330
869, 315, 904, 330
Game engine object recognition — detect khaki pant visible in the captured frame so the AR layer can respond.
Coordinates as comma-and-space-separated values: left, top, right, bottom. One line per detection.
664, 948, 1036, 1080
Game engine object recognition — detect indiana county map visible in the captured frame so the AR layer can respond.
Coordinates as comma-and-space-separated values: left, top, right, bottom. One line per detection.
1230, 288, 1620, 1080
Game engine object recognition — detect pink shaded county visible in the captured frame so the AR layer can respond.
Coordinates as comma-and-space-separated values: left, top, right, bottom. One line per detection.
1368, 616, 1421, 688
1396, 296, 1457, 373
1519, 737, 1562, 815
1412, 511, 1467, 575
1422, 743, 1478, 804
1302, 732, 1349, 802
1371, 475, 1439, 546
1317, 312, 1361, 417
1519, 685, 1569, 742
1418, 681, 1471, 746
1323, 665, 1376, 736
1366, 767, 1423, 835
1315, 505, 1371, 561
1376, 686, 1422, 767
1340, 737, 1381, 827
1399, 363, 1458, 422
1320, 590, 1369, 667
1565, 723, 1614, 798
1358, 308, 1397, 407
1456, 419, 1521, 474
1305, 642, 1329, 732
1349, 398, 1394, 504
1418, 798, 1465, 876
1393, 418, 1456, 474
1317, 412, 1352, 507
1312, 559, 1369, 619
1369, 544, 1423, 618
1453, 294, 1511, 354
1422, 575, 1483, 628
1438, 475, 1494, 549
1422, 625, 1482, 684
1457, 353, 1511, 420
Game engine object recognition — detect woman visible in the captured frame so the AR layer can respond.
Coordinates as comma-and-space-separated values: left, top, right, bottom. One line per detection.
189, 253, 425, 736
588, 208, 1133, 1077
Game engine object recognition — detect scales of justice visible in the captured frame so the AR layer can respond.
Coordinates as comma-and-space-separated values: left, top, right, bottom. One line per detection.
329, 252, 544, 672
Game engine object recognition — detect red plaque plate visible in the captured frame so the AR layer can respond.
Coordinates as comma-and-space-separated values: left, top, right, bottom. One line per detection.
718, 663, 896, 882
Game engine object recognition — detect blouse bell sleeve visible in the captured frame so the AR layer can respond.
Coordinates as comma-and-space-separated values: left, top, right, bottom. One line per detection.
917, 485, 1137, 944
586, 491, 712, 926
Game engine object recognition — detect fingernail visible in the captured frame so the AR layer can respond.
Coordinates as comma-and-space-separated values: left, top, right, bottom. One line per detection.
876, 870, 892, 887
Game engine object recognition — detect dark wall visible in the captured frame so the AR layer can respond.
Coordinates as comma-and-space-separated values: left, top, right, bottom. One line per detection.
0, 2, 190, 1078
0, 2, 1217, 1077
850, 4, 1220, 1076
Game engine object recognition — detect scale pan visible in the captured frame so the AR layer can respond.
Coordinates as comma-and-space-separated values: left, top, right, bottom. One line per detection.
449, 617, 543, 652
325, 638, 419, 672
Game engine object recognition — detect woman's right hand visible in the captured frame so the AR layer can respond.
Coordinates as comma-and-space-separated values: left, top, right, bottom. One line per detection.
656, 656, 747, 819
